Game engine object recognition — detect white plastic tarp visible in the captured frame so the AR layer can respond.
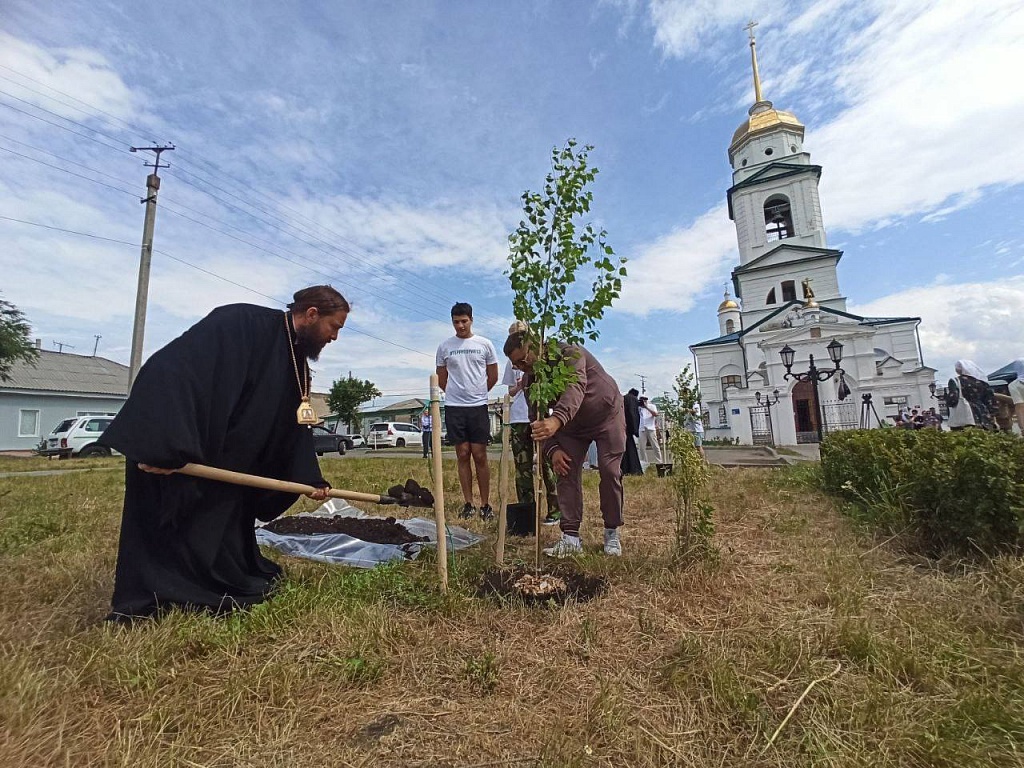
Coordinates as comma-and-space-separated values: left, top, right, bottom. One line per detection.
255, 498, 483, 568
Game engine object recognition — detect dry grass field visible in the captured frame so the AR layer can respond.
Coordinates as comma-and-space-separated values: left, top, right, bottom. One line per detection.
1, 456, 1022, 767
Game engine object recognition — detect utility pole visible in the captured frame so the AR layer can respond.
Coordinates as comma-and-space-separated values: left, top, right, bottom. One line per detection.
92, 335, 102, 356
128, 143, 174, 390
636, 374, 648, 395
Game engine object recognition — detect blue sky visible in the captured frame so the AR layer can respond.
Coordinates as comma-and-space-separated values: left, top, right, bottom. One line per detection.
1, 0, 1022, 404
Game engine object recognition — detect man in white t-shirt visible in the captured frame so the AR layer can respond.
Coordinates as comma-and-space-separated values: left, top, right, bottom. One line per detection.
684, 406, 706, 460
1008, 372, 1024, 434
501, 321, 560, 525
637, 396, 662, 466
436, 302, 499, 520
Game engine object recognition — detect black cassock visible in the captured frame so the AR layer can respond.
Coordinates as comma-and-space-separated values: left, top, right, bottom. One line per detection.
100, 304, 325, 619
621, 391, 643, 476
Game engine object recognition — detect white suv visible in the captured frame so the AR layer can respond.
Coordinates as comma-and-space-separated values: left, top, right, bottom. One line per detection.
43, 415, 118, 458
366, 421, 422, 449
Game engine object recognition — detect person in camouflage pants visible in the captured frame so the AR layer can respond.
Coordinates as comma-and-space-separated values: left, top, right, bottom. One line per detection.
502, 320, 560, 523
510, 422, 560, 522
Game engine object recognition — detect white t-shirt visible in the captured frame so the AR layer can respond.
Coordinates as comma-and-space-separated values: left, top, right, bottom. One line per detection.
639, 402, 658, 431
1009, 378, 1024, 406
436, 334, 498, 407
685, 412, 705, 435
501, 361, 529, 424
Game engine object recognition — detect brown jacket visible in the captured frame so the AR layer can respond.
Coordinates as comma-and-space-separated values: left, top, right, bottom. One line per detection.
527, 344, 624, 446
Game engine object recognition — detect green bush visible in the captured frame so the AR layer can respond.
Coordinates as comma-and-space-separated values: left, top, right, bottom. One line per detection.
820, 429, 1024, 555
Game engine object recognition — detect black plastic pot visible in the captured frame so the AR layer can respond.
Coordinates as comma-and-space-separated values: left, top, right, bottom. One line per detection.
506, 502, 536, 536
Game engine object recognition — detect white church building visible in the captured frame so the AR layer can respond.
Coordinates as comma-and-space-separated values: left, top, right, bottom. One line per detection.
690, 29, 935, 445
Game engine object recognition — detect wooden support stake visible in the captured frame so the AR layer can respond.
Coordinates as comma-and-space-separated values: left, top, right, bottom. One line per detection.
495, 394, 511, 565
429, 374, 448, 592
534, 447, 546, 570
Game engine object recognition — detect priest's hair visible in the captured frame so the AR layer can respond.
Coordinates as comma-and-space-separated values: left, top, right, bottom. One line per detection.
288, 285, 350, 315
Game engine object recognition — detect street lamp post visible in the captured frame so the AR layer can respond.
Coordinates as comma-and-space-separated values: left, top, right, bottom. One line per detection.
780, 339, 844, 443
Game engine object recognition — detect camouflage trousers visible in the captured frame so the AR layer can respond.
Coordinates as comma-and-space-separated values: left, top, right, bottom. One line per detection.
509, 423, 560, 514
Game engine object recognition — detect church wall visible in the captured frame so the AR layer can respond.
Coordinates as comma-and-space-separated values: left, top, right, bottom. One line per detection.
734, 195, 752, 260
734, 177, 826, 267
731, 131, 807, 183
738, 260, 843, 324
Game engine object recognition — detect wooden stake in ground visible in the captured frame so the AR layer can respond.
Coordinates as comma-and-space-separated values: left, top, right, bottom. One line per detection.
534, 447, 547, 569
495, 394, 511, 565
429, 373, 448, 593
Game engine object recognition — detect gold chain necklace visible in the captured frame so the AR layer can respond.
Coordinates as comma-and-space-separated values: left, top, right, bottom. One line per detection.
285, 312, 318, 425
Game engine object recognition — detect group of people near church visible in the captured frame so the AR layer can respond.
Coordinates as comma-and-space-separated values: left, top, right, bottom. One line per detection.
947, 359, 1023, 433
99, 287, 651, 620
894, 407, 943, 430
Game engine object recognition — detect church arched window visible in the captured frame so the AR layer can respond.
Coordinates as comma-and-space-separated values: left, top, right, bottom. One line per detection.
764, 196, 794, 242
726, 319, 735, 333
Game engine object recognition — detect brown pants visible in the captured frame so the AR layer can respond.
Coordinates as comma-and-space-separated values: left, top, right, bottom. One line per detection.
548, 422, 625, 537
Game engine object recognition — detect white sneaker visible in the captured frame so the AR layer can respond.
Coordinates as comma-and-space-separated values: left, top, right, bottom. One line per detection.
603, 528, 622, 557
543, 533, 583, 558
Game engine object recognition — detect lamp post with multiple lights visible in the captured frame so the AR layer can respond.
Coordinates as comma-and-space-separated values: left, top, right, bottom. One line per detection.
779, 339, 844, 443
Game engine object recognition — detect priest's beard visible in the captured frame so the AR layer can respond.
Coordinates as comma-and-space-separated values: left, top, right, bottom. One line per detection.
294, 324, 327, 362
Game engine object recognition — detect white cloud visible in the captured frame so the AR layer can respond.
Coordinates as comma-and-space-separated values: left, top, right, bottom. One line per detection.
282, 193, 515, 274
615, 203, 736, 315
647, 0, 775, 59
0, 32, 144, 124
812, 0, 1024, 233
849, 276, 1024, 379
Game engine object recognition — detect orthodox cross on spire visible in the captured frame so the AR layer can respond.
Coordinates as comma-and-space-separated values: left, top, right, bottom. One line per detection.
744, 20, 764, 104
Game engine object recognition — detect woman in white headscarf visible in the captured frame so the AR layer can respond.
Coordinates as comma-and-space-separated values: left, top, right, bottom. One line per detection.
948, 360, 998, 430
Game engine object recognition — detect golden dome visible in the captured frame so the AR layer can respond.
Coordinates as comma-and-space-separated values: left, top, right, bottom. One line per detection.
730, 102, 805, 151
718, 291, 740, 312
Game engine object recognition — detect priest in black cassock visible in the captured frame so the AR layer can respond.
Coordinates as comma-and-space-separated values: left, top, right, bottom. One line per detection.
99, 285, 350, 620
621, 388, 643, 476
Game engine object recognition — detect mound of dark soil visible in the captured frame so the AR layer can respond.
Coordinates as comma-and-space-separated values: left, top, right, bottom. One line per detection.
478, 565, 607, 605
263, 515, 428, 545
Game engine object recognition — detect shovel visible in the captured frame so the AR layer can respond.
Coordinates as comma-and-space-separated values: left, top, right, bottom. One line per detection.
175, 462, 432, 507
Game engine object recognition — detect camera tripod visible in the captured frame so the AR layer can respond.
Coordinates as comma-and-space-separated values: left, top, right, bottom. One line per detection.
860, 393, 882, 428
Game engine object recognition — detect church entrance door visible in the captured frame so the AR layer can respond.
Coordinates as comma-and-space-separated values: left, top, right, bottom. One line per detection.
792, 379, 820, 443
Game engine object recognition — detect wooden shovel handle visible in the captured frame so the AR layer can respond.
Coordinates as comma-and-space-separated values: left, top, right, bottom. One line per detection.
176, 462, 397, 505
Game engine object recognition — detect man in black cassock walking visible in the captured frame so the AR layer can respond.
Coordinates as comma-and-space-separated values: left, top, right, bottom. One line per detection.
100, 285, 349, 620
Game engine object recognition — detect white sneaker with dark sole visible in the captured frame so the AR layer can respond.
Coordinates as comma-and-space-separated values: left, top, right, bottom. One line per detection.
543, 533, 583, 558
603, 528, 622, 556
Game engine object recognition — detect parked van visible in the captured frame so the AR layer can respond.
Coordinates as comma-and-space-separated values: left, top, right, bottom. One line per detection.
43, 415, 117, 458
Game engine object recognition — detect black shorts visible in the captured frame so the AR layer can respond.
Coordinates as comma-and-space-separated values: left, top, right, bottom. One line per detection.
444, 405, 490, 445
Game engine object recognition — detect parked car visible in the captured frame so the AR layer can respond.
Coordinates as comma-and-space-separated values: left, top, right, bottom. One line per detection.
43, 415, 118, 458
311, 425, 346, 456
367, 422, 422, 449
339, 433, 365, 449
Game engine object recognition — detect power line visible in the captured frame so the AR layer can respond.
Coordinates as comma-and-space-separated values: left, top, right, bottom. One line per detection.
0, 214, 434, 358
0, 140, 452, 321
0, 144, 138, 197
0, 65, 509, 324
0, 93, 129, 154
163, 165, 457, 315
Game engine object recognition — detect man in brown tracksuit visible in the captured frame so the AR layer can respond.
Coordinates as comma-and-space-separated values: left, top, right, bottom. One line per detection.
504, 331, 625, 557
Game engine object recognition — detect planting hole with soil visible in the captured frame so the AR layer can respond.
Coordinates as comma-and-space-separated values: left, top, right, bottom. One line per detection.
479, 564, 607, 605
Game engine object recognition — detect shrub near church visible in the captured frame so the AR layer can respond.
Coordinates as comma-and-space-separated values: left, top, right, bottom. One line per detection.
820, 429, 1024, 556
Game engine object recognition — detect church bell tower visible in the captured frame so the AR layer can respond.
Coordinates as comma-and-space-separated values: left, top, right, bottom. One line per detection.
726, 22, 847, 327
